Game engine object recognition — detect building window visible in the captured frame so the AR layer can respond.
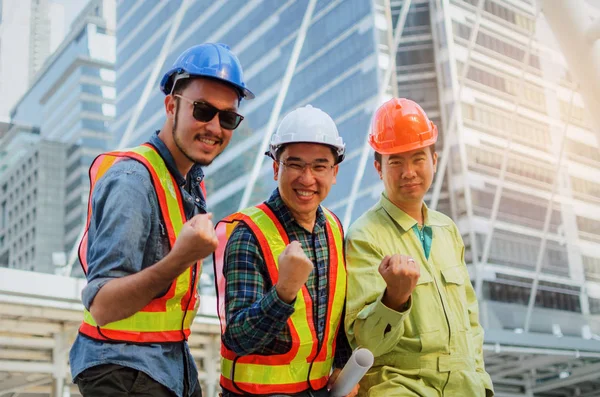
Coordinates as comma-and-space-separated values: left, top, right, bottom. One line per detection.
1, 201, 6, 229
583, 256, 600, 282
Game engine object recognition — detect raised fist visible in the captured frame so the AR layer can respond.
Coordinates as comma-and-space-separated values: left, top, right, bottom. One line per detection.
171, 213, 218, 268
275, 241, 314, 303
379, 254, 420, 310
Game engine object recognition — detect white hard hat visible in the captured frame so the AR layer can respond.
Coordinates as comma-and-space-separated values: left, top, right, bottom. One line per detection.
267, 105, 346, 163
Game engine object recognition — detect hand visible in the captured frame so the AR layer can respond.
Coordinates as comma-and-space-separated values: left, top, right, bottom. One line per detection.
327, 368, 360, 397
275, 241, 314, 303
170, 213, 218, 269
379, 254, 420, 311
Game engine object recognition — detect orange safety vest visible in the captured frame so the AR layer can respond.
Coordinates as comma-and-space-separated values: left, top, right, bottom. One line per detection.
214, 203, 347, 395
78, 143, 204, 343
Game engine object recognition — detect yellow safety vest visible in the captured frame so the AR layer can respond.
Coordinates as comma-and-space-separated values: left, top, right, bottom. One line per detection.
78, 143, 202, 343
214, 203, 346, 395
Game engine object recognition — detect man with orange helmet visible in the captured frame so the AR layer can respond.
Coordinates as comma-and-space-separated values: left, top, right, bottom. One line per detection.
344, 98, 493, 396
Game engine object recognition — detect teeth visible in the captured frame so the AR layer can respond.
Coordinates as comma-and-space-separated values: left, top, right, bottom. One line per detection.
297, 190, 313, 197
199, 138, 217, 145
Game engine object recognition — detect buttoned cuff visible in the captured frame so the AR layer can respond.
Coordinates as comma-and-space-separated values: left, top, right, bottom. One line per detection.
357, 293, 411, 337
261, 286, 296, 322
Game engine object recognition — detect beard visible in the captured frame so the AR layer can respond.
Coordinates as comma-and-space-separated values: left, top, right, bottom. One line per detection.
172, 103, 220, 166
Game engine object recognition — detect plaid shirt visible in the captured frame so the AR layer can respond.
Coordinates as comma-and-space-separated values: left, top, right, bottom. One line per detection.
222, 189, 352, 369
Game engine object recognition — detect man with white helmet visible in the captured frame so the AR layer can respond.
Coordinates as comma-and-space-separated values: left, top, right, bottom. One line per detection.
70, 43, 253, 397
213, 105, 359, 397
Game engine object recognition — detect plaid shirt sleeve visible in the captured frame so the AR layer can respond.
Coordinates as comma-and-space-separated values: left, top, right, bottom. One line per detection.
221, 223, 295, 356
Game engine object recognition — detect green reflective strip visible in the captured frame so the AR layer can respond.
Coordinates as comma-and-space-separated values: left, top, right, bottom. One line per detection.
239, 207, 314, 355
82, 145, 194, 334
321, 208, 346, 362
83, 308, 196, 331
128, 146, 191, 310
128, 145, 185, 234
226, 207, 315, 379
222, 357, 333, 385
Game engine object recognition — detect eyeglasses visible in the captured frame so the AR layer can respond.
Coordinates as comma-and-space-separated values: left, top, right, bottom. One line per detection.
174, 94, 244, 130
279, 160, 335, 176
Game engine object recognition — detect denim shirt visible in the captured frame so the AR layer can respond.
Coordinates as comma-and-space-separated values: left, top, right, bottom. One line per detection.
69, 132, 207, 397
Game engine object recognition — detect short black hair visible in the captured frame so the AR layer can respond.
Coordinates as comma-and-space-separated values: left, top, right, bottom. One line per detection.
275, 144, 340, 164
374, 143, 436, 163
171, 77, 194, 96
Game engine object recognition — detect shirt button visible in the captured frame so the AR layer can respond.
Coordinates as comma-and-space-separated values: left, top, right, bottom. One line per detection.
195, 198, 200, 202
196, 177, 201, 181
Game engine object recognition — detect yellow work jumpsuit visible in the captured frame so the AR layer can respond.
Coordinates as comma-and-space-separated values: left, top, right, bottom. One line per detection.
345, 193, 494, 396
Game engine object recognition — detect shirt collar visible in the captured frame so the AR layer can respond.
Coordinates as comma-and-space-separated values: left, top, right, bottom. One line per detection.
378, 192, 447, 230
267, 189, 326, 232
148, 131, 204, 187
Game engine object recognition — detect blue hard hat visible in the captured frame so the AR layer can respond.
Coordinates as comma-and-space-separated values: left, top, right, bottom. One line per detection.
160, 43, 254, 100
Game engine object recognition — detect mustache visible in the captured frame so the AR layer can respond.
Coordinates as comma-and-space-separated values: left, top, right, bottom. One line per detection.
193, 133, 223, 145
400, 181, 421, 186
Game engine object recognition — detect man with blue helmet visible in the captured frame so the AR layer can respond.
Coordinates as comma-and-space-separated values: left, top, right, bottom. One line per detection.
69, 43, 254, 397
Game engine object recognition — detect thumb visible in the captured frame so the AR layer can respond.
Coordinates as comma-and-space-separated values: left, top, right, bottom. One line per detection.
288, 240, 302, 250
280, 242, 293, 256
379, 255, 391, 270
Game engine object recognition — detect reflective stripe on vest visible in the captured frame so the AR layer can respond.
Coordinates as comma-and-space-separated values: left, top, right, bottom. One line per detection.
78, 143, 201, 343
214, 203, 346, 395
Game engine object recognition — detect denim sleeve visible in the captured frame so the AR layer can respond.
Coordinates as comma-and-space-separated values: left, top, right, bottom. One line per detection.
81, 160, 156, 310
221, 224, 295, 356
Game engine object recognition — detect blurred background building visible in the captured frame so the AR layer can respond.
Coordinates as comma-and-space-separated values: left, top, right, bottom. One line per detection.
0, 0, 115, 276
0, 0, 599, 396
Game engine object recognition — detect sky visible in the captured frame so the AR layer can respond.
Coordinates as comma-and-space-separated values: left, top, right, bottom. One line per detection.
50, 0, 90, 52
0, 0, 90, 121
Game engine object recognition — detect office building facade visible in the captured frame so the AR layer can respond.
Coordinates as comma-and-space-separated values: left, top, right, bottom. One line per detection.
6, 0, 115, 274
0, 129, 69, 273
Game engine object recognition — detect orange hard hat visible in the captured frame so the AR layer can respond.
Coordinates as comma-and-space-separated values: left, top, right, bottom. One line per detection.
369, 98, 438, 154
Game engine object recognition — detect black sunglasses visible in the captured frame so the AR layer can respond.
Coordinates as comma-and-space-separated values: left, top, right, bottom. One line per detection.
174, 95, 244, 130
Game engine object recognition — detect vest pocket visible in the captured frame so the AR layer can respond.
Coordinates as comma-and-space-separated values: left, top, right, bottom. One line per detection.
411, 267, 440, 336
416, 266, 434, 285
440, 266, 465, 285
419, 329, 444, 353
441, 266, 470, 331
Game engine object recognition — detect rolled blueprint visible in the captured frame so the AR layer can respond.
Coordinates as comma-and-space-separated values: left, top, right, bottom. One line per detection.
329, 348, 374, 397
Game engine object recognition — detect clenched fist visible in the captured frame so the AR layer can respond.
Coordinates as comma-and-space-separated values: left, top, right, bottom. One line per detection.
170, 213, 218, 270
275, 241, 314, 303
379, 254, 420, 311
